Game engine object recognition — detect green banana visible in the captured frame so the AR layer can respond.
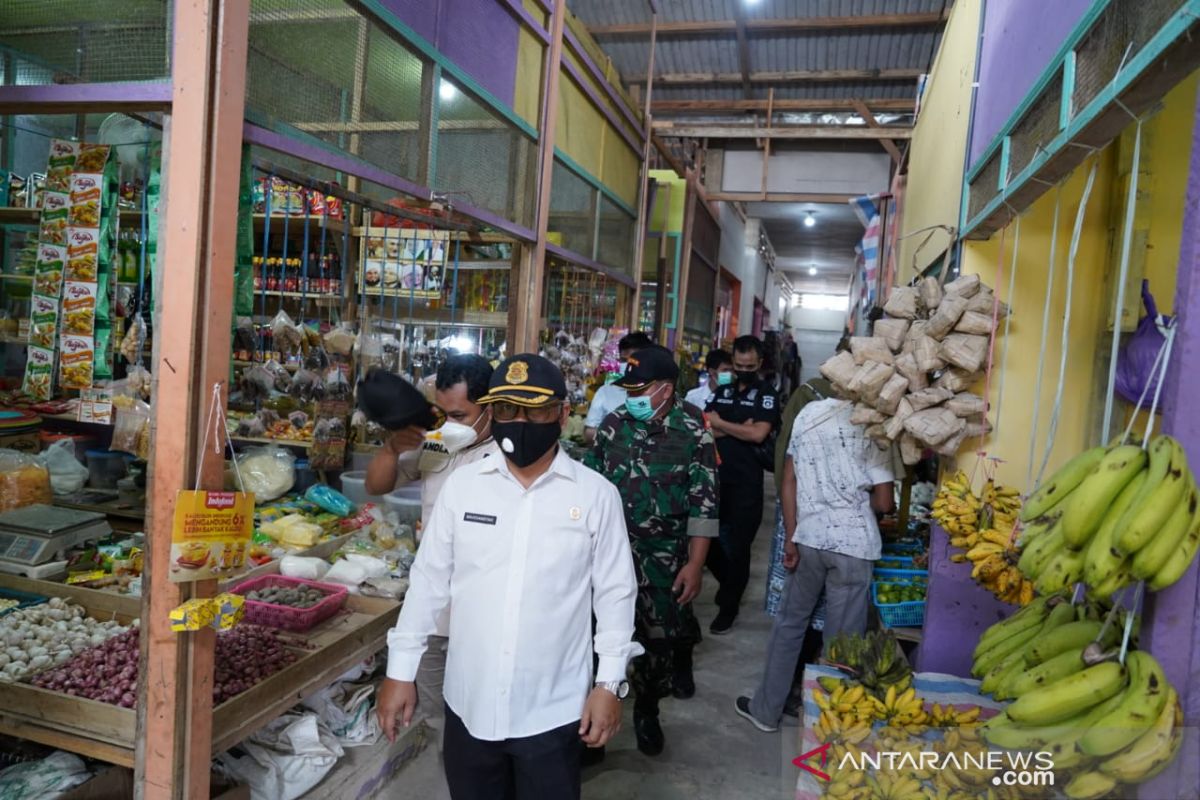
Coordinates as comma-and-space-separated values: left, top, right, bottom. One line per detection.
1006, 661, 1126, 725
982, 600, 1074, 690
1005, 647, 1087, 698
1100, 690, 1182, 782
1021, 445, 1108, 522
1026, 620, 1108, 665
1019, 520, 1066, 580
1149, 501, 1200, 591
1093, 558, 1136, 598
988, 686, 1127, 752
1064, 770, 1118, 800
981, 647, 1027, 696
1061, 445, 1148, 548
972, 595, 1054, 660
1035, 546, 1086, 595
1132, 484, 1200, 581
1084, 470, 1148, 588
974, 620, 1042, 678
1017, 507, 1066, 547
1117, 436, 1190, 554
1080, 650, 1170, 756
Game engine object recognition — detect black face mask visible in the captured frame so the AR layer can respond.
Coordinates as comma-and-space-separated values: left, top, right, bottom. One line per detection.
735, 369, 759, 385
492, 420, 561, 468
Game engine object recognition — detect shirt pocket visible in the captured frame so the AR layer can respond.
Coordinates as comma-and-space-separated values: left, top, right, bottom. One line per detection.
644, 470, 691, 520
534, 519, 593, 594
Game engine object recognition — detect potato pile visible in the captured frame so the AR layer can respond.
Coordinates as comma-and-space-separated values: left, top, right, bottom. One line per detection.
820, 274, 1004, 464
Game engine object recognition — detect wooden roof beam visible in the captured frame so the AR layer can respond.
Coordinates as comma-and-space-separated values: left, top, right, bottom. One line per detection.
652, 122, 912, 140
589, 10, 948, 37
651, 98, 915, 113
851, 99, 902, 163
733, 6, 752, 99
628, 68, 923, 85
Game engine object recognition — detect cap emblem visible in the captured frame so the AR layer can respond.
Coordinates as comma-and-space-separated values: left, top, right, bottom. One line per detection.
506, 361, 529, 385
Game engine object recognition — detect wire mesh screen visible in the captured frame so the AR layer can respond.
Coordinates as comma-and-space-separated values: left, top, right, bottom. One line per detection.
435, 80, 537, 229
549, 160, 598, 261
596, 195, 635, 275
967, 153, 1002, 223
1073, 0, 1185, 112
684, 259, 716, 337
544, 260, 621, 333
690, 205, 721, 269
1009, 77, 1063, 179
0, 0, 169, 83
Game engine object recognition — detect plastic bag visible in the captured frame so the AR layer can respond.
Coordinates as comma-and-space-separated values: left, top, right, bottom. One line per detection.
0, 751, 92, 799
120, 315, 146, 363
279, 555, 331, 581
323, 324, 355, 357
0, 450, 52, 512
214, 713, 342, 800
1116, 280, 1173, 409
304, 484, 355, 516
112, 399, 152, 459
235, 446, 296, 502
35, 439, 88, 495
271, 309, 303, 356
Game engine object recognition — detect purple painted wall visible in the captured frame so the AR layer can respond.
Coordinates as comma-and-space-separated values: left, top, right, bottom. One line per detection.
377, 0, 519, 108
1141, 80, 1200, 800
968, 0, 1092, 168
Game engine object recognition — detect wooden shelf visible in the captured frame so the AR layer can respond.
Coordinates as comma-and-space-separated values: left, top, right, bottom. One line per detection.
229, 434, 312, 449
253, 213, 346, 236
0, 207, 146, 226
251, 290, 344, 300
231, 359, 301, 372
0, 274, 33, 281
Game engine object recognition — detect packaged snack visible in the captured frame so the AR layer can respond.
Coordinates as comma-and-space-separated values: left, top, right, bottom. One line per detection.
65, 227, 100, 280
39, 191, 70, 244
62, 281, 98, 335
169, 597, 217, 632
28, 173, 46, 208
22, 346, 55, 401
75, 143, 111, 174
28, 294, 59, 348
94, 323, 113, 380
68, 174, 103, 228
112, 398, 151, 459
59, 334, 95, 389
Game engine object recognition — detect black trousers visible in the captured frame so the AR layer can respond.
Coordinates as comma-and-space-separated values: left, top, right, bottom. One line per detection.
706, 481, 765, 616
443, 704, 582, 800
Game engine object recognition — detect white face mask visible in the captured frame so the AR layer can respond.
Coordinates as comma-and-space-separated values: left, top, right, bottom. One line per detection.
425, 415, 484, 454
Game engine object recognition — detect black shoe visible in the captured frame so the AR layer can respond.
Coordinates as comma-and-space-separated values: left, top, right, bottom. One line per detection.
782, 702, 800, 719
709, 611, 737, 635
734, 696, 778, 732
633, 709, 665, 756
671, 645, 695, 699
581, 745, 606, 767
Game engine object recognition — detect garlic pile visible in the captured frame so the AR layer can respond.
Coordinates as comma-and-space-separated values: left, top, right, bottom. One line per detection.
0, 597, 128, 683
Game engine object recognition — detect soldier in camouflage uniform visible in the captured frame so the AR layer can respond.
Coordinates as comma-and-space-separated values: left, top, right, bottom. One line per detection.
584, 345, 719, 757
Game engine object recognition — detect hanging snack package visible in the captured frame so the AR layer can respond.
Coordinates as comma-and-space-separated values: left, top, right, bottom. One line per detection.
75, 143, 111, 175
22, 346, 55, 401
270, 309, 303, 356
39, 191, 70, 245
323, 323, 356, 357
33, 243, 66, 298
46, 140, 79, 192
68, 173, 103, 228
112, 399, 152, 459
62, 281, 98, 335
65, 227, 100, 281
120, 315, 147, 363
28, 295, 59, 349
59, 334, 95, 389
94, 323, 113, 380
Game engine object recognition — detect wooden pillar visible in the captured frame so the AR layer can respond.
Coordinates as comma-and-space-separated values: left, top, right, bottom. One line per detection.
135, 1, 247, 797
628, 10, 658, 333
511, 0, 567, 352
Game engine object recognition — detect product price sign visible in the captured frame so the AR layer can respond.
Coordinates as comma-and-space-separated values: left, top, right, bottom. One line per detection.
170, 490, 254, 582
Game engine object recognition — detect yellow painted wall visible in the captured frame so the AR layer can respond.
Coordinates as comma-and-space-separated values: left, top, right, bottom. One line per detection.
649, 170, 686, 233
958, 73, 1197, 491
898, 0, 981, 277
513, 20, 544, 128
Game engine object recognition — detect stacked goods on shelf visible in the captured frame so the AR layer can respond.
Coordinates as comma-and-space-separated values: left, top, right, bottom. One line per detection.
973, 596, 1184, 798
1017, 436, 1200, 595
819, 274, 1004, 465
932, 470, 1034, 604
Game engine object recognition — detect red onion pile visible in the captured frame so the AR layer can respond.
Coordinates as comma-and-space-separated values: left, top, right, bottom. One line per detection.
30, 625, 297, 707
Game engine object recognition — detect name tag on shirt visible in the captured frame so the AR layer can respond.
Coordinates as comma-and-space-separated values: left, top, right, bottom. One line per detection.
463, 512, 498, 525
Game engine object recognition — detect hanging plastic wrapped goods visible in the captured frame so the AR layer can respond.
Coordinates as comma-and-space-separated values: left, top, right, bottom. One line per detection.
1116, 280, 1174, 409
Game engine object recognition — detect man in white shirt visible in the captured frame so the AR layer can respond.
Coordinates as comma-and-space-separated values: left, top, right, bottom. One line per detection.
377, 354, 642, 800
734, 394, 894, 732
584, 331, 654, 444
683, 348, 732, 411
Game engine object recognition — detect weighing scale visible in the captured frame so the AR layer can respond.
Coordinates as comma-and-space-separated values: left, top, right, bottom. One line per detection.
0, 504, 111, 579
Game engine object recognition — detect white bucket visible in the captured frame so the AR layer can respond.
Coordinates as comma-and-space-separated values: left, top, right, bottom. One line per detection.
339, 471, 385, 507
384, 490, 423, 525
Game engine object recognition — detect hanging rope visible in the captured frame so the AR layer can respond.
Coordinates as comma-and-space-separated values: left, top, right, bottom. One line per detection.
1026, 187, 1063, 490
979, 224, 1008, 448
1120, 321, 1177, 446
1036, 159, 1100, 486
993, 214, 1022, 440
1101, 119, 1144, 443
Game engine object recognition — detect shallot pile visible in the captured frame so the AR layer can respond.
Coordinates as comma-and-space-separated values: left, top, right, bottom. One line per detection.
0, 597, 127, 683
30, 624, 297, 707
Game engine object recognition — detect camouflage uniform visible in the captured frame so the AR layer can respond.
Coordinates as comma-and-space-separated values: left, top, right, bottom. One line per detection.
584, 401, 719, 709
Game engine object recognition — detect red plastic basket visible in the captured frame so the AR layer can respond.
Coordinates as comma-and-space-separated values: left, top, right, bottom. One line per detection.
230, 575, 348, 632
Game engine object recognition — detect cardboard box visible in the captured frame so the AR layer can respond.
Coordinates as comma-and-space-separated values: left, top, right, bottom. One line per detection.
302, 720, 429, 800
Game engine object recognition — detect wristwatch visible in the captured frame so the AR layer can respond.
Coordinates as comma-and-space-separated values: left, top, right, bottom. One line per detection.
595, 680, 630, 700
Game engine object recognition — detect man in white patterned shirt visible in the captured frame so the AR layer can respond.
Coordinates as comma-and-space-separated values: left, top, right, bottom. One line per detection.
735, 394, 894, 732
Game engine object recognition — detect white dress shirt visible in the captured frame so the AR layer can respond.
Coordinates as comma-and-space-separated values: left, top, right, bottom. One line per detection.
787, 398, 894, 561
684, 383, 714, 411
386, 448, 643, 741
586, 383, 627, 428
395, 436, 502, 524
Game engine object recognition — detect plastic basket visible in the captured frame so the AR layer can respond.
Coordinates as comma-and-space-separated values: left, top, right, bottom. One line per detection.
875, 567, 930, 581
0, 588, 48, 617
882, 540, 925, 555
872, 578, 926, 628
230, 574, 347, 632
875, 555, 915, 569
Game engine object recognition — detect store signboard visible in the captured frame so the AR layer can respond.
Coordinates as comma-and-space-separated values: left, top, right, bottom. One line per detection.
169, 490, 254, 582
360, 228, 448, 302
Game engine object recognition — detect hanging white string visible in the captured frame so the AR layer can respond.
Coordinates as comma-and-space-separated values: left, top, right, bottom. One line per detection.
194, 382, 244, 493
992, 214, 1021, 440
1101, 120, 1144, 443
1036, 160, 1100, 486
1026, 188, 1063, 490
1119, 321, 1177, 445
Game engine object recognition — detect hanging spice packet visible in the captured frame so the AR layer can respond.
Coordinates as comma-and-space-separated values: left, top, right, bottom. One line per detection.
60, 335, 95, 389
33, 243, 66, 298
65, 227, 100, 281
62, 281, 98, 335
75, 143, 111, 174
29, 295, 59, 349
39, 191, 70, 245
68, 174, 103, 228
46, 140, 79, 192
22, 346, 55, 401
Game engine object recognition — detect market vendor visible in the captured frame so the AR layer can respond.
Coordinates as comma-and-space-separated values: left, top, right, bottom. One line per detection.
684, 348, 733, 411
378, 354, 642, 800
364, 353, 498, 799
584, 331, 654, 444
584, 345, 718, 757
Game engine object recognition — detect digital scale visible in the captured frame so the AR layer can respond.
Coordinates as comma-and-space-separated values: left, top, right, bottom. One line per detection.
0, 504, 111, 579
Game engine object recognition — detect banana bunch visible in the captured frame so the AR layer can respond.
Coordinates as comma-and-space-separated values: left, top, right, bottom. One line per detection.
825, 630, 914, 699
814, 681, 881, 724
875, 684, 930, 735
813, 707, 874, 746
932, 470, 980, 536
956, 531, 1036, 606
1018, 436, 1200, 596
927, 702, 982, 728
863, 771, 926, 800
822, 764, 869, 800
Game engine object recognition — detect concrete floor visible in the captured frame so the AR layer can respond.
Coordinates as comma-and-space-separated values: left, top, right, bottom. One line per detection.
399, 487, 801, 800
